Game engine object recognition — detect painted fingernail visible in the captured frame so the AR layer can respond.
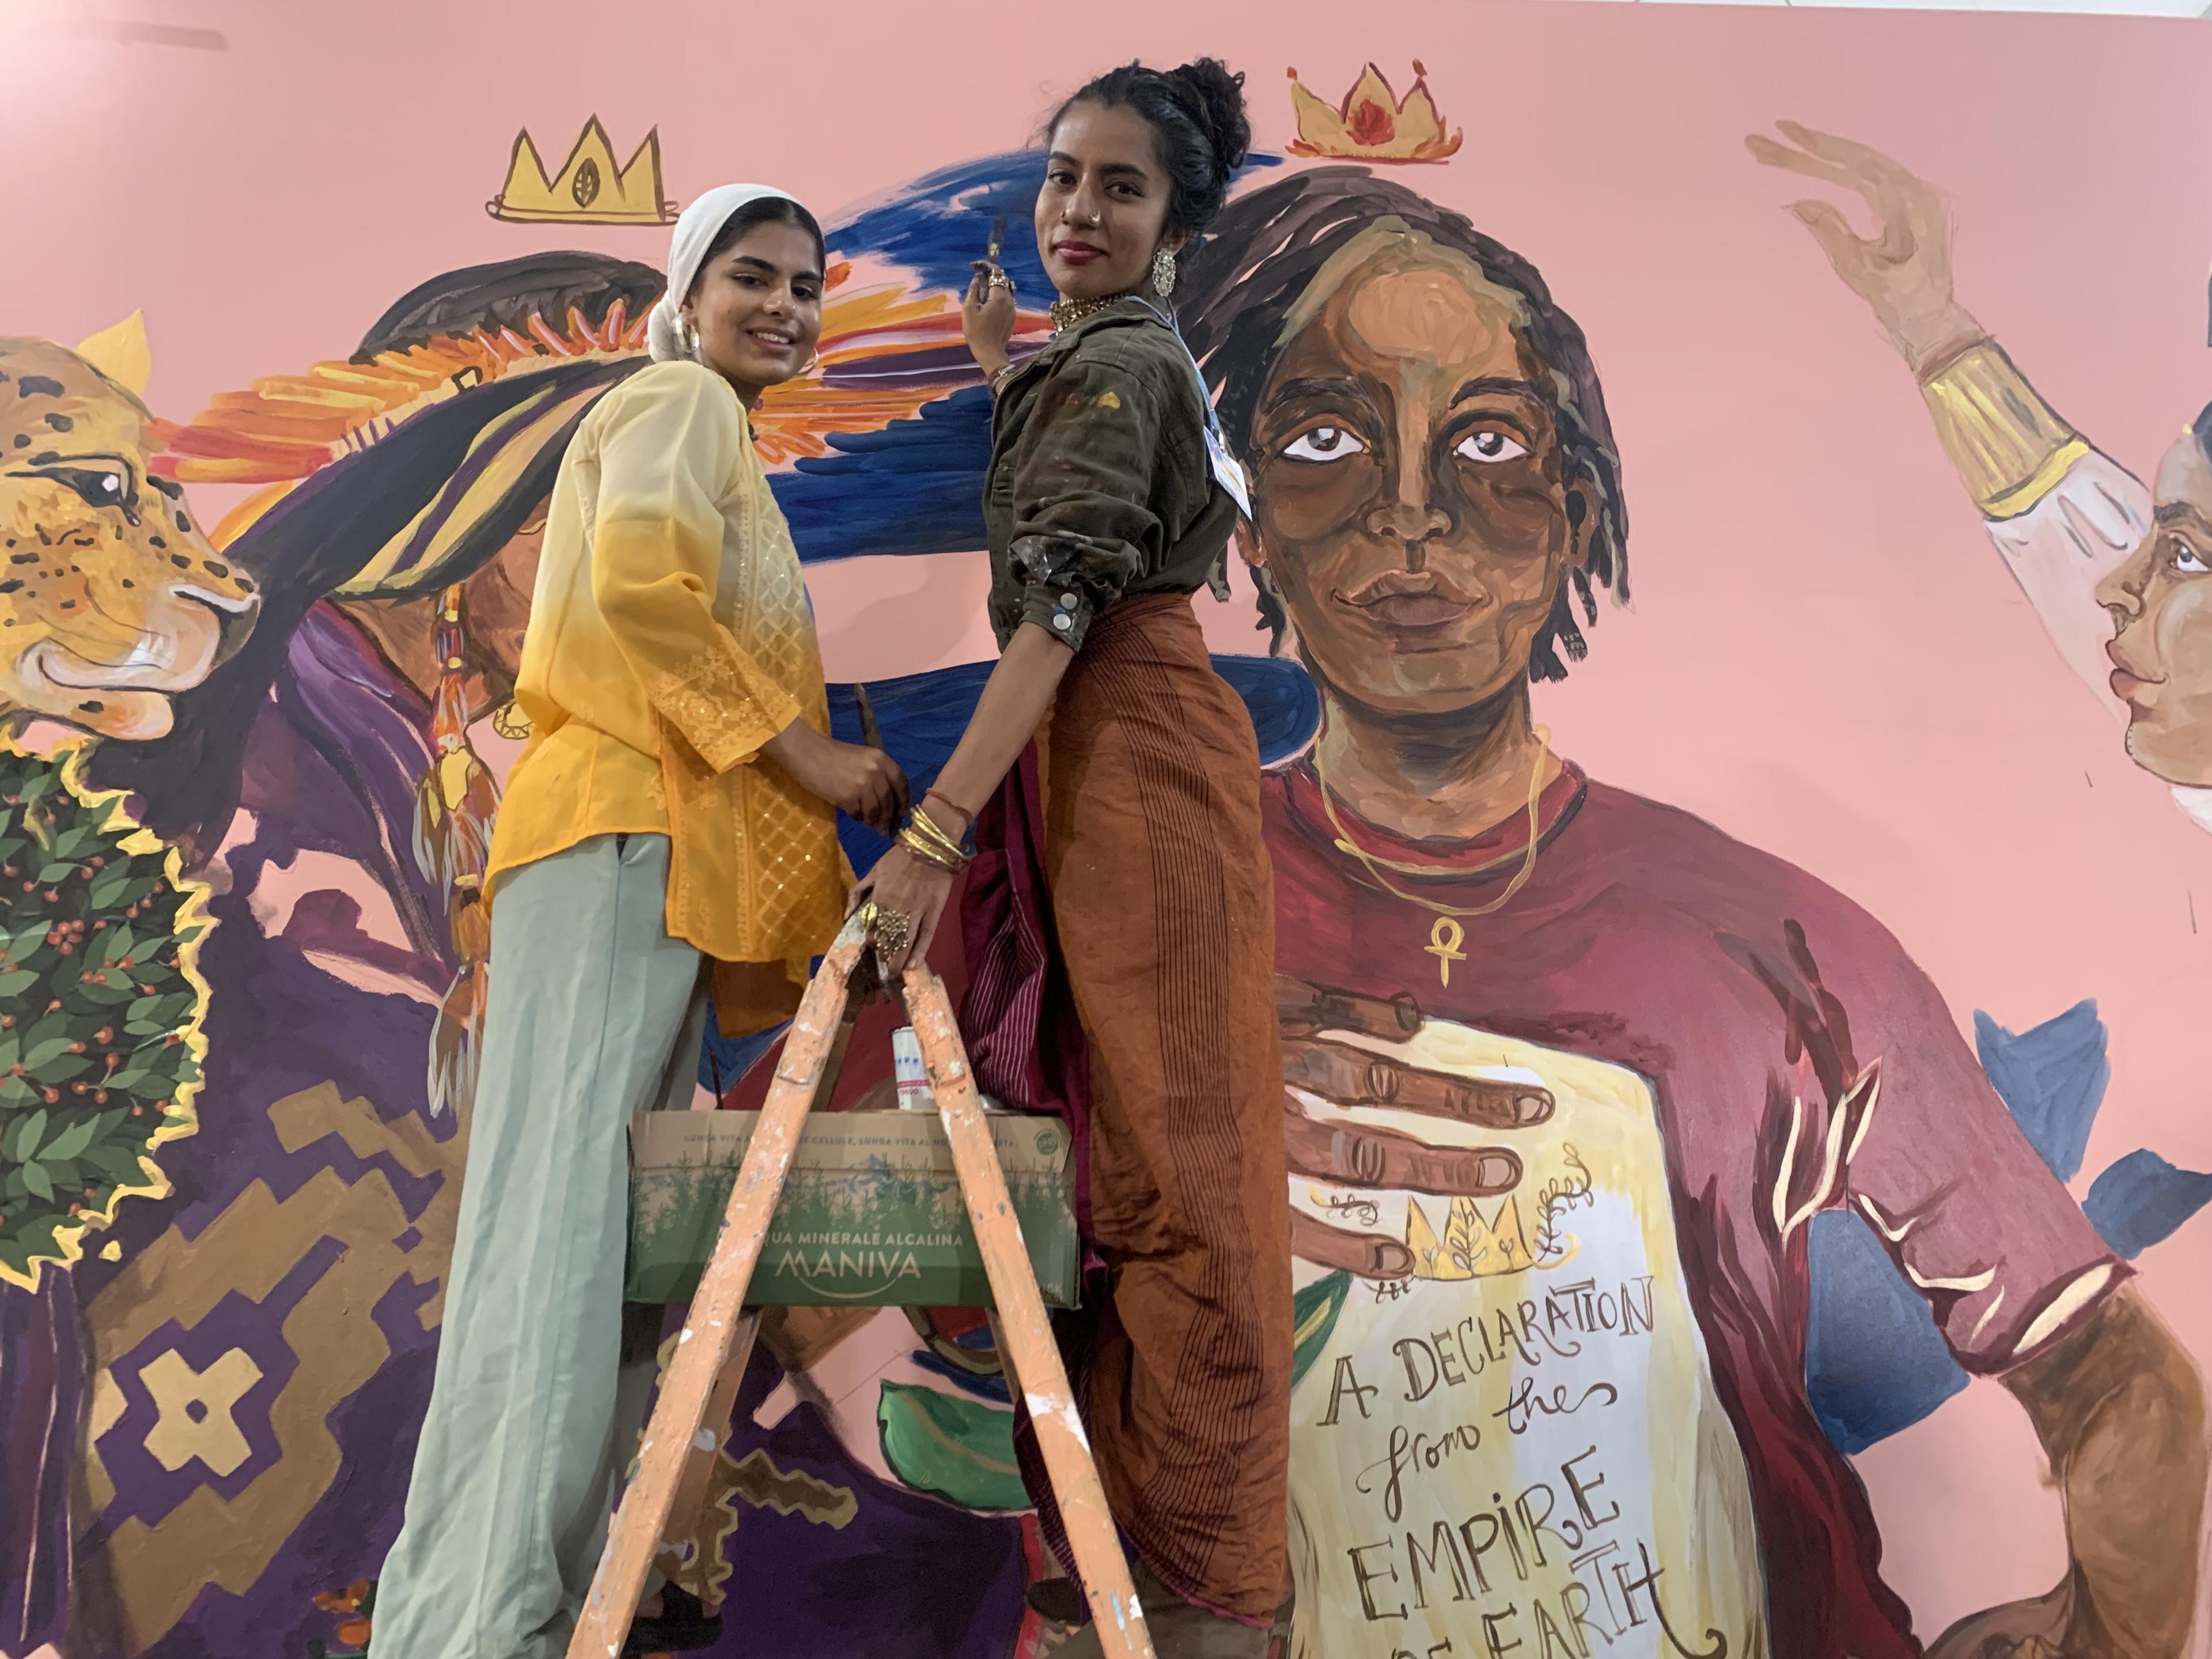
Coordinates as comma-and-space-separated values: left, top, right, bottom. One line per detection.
1478, 1152, 1521, 1190
1373, 1240, 1414, 1277
1516, 1093, 1550, 1123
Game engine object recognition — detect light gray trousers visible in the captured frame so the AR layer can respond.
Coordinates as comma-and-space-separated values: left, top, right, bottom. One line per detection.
374, 834, 706, 1659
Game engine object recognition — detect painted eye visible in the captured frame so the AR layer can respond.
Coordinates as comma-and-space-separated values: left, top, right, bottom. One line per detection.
2171, 536, 2209, 575
1455, 430, 1529, 464
1281, 425, 1368, 464
31, 467, 131, 509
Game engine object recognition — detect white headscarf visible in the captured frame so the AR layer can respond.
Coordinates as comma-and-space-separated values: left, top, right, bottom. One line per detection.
647, 182, 804, 363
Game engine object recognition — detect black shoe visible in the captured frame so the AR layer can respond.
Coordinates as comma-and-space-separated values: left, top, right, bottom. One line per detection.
622, 1583, 723, 1656
1026, 1577, 1089, 1626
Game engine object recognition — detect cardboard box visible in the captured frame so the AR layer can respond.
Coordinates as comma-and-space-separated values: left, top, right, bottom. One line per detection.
627, 1109, 1080, 1309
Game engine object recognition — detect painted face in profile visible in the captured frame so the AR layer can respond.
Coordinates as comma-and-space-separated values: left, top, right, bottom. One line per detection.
1243, 229, 1596, 718
2098, 426, 2212, 787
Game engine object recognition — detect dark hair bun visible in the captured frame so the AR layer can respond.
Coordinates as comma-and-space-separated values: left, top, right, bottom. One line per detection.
1162, 59, 1251, 189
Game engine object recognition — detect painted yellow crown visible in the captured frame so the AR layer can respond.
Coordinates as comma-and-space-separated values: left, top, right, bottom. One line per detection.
488, 116, 677, 226
1286, 61, 1463, 165
1407, 1194, 1540, 1281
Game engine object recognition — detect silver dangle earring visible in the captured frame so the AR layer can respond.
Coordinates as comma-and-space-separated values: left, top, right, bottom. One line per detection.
680, 318, 702, 361
1151, 247, 1177, 298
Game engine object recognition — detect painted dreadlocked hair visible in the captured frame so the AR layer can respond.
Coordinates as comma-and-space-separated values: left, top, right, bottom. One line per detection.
1177, 166, 1628, 682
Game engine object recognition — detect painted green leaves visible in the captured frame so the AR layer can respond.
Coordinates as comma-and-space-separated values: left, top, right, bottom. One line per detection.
0, 745, 211, 1286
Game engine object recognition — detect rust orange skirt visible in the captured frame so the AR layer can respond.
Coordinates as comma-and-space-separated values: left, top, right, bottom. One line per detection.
1036, 592, 1291, 1626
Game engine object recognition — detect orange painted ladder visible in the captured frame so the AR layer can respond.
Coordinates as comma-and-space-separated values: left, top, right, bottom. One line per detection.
567, 910, 1156, 1659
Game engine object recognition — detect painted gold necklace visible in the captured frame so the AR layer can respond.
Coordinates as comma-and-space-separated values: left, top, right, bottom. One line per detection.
1310, 727, 1554, 986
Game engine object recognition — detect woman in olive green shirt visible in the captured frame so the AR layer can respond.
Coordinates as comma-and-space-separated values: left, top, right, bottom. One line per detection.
862, 58, 1290, 1659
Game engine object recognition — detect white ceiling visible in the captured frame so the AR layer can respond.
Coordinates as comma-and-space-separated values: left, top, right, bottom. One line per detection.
1569, 0, 2206, 14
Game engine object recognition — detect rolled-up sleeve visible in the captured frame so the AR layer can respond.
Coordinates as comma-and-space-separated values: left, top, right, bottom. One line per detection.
1796, 911, 2127, 1375
1005, 359, 1162, 651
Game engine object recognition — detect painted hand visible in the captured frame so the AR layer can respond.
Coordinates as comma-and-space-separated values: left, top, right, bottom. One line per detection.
1747, 120, 1983, 376
1275, 978, 1555, 1279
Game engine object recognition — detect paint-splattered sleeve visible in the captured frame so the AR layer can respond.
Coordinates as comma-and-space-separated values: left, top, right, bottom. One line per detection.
1003, 357, 1162, 652
1789, 904, 2126, 1377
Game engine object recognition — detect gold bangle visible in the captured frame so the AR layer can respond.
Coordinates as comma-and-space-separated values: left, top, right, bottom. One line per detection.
908, 807, 970, 866
1918, 339, 2084, 518
897, 825, 964, 873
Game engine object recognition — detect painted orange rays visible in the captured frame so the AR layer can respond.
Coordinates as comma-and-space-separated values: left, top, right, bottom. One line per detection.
157, 264, 1032, 546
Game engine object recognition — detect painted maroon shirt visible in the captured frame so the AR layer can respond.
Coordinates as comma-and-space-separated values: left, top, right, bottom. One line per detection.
1262, 758, 2121, 1657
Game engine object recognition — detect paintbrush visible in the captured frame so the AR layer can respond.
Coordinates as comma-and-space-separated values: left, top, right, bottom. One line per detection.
853, 683, 884, 751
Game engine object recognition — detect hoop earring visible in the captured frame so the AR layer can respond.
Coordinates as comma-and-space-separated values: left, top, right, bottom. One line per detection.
1151, 247, 1177, 298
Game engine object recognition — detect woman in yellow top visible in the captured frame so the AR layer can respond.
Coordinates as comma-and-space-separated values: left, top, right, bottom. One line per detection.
373, 184, 906, 1659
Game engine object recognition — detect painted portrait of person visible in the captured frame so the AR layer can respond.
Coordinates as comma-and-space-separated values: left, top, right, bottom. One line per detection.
1173, 166, 2207, 1659
1753, 123, 2212, 827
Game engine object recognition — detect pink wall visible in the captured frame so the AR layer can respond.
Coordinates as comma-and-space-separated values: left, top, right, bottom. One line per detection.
7, 0, 2209, 1635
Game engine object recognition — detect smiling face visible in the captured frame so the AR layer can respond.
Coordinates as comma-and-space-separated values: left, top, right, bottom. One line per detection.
2097, 428, 2212, 786
682, 217, 825, 403
1243, 232, 1592, 718
0, 337, 259, 741
1034, 101, 1185, 304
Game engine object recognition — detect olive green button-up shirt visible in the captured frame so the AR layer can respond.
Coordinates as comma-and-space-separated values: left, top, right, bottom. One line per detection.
984, 298, 1237, 653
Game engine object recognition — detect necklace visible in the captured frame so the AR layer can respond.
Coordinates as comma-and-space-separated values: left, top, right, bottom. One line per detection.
1049, 293, 1130, 332
1312, 727, 1554, 988
1310, 725, 1554, 921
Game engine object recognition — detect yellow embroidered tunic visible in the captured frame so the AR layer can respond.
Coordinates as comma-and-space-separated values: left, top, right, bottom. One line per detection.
486, 359, 849, 1035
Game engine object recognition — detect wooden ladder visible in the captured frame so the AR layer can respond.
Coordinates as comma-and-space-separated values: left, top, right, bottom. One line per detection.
567, 910, 1156, 1659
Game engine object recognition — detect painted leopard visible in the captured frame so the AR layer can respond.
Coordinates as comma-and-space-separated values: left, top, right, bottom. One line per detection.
1, 317, 259, 742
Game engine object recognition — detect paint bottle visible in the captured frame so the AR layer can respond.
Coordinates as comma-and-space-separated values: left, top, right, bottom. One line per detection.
892, 1027, 932, 1111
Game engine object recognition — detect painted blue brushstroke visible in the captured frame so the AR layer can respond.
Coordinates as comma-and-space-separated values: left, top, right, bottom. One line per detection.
699, 652, 1318, 1091
824, 151, 1056, 308
774, 151, 1280, 566
697, 1024, 785, 1099
1973, 1000, 2109, 1181
910, 1349, 1015, 1405
775, 389, 995, 565
2085, 1149, 2212, 1259
1804, 1210, 1968, 1454
820, 148, 1281, 302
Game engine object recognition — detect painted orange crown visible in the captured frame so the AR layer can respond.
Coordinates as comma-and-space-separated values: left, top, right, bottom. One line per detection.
1286, 61, 1462, 164
488, 116, 677, 225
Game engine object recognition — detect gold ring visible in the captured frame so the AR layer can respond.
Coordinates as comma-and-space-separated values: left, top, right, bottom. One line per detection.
871, 907, 914, 957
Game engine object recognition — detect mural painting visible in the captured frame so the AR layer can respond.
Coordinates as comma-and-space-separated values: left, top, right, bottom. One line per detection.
2, 9, 2209, 1659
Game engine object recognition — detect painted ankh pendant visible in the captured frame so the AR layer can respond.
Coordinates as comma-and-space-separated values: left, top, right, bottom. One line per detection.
1425, 916, 1467, 986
